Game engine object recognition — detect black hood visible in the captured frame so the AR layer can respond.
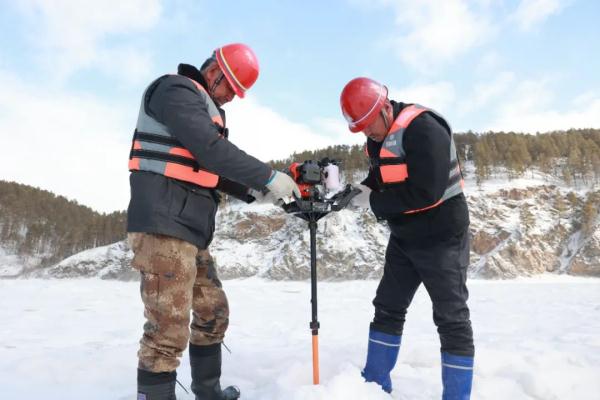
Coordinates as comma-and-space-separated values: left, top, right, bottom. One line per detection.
177, 63, 208, 90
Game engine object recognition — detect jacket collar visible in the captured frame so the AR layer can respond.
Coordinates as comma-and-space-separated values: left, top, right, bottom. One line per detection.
177, 63, 209, 90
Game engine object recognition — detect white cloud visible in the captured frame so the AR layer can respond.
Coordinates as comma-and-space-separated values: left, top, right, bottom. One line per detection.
225, 97, 365, 162
388, 81, 457, 113
17, 0, 161, 80
380, 0, 495, 69
96, 46, 155, 86
458, 72, 516, 115
485, 78, 600, 132
512, 0, 565, 31
0, 71, 133, 213
474, 51, 504, 75
491, 99, 600, 133
312, 117, 367, 147
374, 72, 600, 134
0, 70, 365, 212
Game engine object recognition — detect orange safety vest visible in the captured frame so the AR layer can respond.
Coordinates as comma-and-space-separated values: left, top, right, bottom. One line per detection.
128, 76, 224, 188
371, 104, 464, 214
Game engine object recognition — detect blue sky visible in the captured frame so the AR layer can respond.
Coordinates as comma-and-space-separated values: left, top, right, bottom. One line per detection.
1, 0, 599, 212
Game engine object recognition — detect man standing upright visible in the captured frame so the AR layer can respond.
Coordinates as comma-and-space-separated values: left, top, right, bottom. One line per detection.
127, 43, 299, 400
340, 77, 474, 399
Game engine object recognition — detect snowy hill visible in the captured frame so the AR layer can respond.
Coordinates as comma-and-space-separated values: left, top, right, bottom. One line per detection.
0, 240, 53, 278
467, 179, 600, 278
0, 180, 126, 278
33, 241, 137, 280
17, 168, 599, 280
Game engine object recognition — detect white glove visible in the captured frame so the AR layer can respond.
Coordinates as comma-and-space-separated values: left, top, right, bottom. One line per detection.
265, 171, 301, 205
350, 184, 372, 209
248, 188, 270, 204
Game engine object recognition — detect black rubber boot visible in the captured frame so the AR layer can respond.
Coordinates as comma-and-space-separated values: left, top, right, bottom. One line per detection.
189, 343, 240, 400
137, 369, 177, 400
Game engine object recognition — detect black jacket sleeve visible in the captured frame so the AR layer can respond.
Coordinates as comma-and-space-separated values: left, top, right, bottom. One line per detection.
216, 178, 254, 203
147, 75, 272, 190
369, 112, 451, 218
360, 167, 378, 191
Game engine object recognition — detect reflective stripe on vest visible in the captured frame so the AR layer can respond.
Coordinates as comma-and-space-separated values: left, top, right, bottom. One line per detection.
374, 104, 464, 214
128, 76, 223, 188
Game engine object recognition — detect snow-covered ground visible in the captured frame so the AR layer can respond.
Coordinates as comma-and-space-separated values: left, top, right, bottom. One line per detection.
1, 276, 599, 400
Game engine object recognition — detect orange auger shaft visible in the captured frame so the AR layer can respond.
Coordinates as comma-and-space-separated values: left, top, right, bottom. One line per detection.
279, 168, 361, 387
312, 334, 320, 385
309, 219, 320, 385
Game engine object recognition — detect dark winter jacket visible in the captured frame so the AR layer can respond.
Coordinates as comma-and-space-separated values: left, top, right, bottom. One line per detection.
127, 64, 272, 249
362, 101, 469, 243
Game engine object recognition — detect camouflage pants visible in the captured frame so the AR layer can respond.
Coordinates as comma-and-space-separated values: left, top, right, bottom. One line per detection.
128, 233, 229, 373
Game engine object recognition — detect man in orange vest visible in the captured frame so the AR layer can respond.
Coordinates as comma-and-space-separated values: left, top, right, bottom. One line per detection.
341, 77, 474, 399
128, 43, 300, 400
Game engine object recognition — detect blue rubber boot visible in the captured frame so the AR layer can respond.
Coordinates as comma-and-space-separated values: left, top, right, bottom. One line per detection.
361, 329, 401, 393
441, 352, 474, 400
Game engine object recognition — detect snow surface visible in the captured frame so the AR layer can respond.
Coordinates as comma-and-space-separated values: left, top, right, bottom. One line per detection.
1, 277, 599, 399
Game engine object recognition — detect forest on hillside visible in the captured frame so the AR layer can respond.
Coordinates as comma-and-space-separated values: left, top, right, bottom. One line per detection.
270, 128, 600, 186
0, 181, 126, 266
1, 129, 598, 268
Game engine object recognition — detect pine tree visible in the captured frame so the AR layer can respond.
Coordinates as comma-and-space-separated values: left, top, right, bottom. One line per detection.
520, 205, 535, 235
566, 143, 583, 184
473, 140, 491, 185
567, 192, 579, 208
554, 194, 567, 226
581, 192, 599, 236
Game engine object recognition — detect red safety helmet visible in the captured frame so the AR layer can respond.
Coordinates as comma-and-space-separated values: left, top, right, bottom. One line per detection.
214, 43, 259, 99
340, 77, 388, 133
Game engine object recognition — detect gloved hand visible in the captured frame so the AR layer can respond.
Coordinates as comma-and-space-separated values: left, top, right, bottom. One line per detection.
265, 171, 301, 205
248, 188, 270, 204
350, 184, 372, 209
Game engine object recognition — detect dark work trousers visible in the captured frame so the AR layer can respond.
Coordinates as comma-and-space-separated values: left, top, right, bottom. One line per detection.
371, 228, 474, 356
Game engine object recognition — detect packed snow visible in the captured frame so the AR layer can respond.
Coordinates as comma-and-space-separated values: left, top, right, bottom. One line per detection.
1, 276, 599, 399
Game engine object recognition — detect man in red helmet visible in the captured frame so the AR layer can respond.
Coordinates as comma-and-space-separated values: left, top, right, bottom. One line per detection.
128, 43, 300, 400
340, 77, 474, 399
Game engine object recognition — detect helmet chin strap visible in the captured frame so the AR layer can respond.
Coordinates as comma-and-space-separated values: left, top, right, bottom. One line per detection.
209, 72, 226, 104
380, 108, 390, 132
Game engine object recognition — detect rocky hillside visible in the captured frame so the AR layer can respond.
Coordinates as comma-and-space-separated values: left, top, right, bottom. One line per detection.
467, 181, 599, 278
22, 169, 600, 281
